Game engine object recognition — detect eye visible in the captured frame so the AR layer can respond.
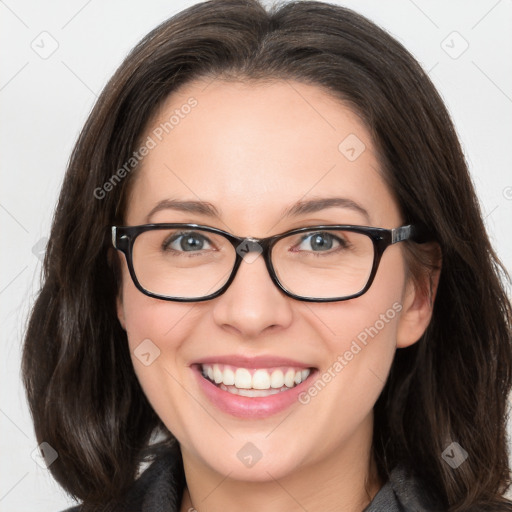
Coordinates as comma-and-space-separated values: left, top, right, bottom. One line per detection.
162, 231, 214, 252
296, 231, 349, 252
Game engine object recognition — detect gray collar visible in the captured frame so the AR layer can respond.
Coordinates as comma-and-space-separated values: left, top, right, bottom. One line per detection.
364, 465, 444, 512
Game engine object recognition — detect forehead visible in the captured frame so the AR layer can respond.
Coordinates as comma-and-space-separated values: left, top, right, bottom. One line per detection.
124, 79, 401, 231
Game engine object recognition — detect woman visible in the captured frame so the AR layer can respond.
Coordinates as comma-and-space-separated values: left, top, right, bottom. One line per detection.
22, 0, 512, 511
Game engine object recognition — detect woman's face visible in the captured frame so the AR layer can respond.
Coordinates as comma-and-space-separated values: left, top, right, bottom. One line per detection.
116, 79, 429, 483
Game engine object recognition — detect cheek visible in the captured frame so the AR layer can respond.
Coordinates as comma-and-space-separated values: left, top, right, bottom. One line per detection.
121, 281, 194, 363
298, 249, 406, 407
118, 269, 193, 379
119, 282, 204, 441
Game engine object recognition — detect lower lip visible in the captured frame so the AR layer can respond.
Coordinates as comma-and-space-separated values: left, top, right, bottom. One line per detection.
192, 365, 318, 419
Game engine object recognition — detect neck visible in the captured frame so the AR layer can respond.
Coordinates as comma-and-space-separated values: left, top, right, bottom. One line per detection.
179, 414, 382, 512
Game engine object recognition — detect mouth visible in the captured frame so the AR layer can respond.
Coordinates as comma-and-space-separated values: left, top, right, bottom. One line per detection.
191, 358, 318, 419
195, 363, 316, 398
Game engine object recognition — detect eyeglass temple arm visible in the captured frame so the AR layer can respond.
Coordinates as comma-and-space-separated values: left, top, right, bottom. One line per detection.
392, 224, 433, 244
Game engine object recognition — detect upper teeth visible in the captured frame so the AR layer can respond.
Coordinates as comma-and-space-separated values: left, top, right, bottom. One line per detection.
201, 364, 311, 390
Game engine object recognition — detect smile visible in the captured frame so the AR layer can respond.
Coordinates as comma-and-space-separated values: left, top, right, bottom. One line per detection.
193, 362, 318, 418
200, 363, 312, 397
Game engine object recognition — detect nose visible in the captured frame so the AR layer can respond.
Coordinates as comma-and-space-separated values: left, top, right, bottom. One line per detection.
211, 251, 293, 338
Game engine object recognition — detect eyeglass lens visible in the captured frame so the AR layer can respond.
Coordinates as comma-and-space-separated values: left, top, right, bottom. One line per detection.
131, 227, 374, 300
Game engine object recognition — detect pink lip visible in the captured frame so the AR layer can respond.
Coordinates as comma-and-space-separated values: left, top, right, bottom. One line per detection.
192, 365, 318, 419
192, 354, 313, 369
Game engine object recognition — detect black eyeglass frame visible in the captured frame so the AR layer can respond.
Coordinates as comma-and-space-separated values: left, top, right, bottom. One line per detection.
112, 223, 431, 303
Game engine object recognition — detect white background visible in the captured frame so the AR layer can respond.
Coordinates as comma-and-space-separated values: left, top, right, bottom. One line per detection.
1, 0, 511, 510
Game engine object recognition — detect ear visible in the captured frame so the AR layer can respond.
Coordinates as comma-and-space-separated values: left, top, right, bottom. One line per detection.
396, 243, 442, 348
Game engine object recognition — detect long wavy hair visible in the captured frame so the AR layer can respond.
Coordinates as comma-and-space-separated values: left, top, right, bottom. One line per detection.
22, 0, 512, 510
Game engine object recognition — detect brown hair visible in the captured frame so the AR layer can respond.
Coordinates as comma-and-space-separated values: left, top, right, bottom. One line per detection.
22, 1, 512, 510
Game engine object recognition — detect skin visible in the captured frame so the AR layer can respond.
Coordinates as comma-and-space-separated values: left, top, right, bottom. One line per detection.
116, 79, 439, 512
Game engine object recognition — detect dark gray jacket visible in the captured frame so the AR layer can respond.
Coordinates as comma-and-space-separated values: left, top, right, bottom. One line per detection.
64, 445, 444, 511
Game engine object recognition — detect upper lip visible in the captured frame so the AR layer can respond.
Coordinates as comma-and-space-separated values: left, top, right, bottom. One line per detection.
192, 355, 315, 369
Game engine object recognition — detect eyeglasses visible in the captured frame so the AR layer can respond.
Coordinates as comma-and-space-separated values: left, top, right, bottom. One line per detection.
111, 223, 430, 303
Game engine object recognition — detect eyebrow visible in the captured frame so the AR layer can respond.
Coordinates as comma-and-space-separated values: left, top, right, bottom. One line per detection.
145, 197, 370, 224
282, 197, 370, 223
146, 199, 221, 223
